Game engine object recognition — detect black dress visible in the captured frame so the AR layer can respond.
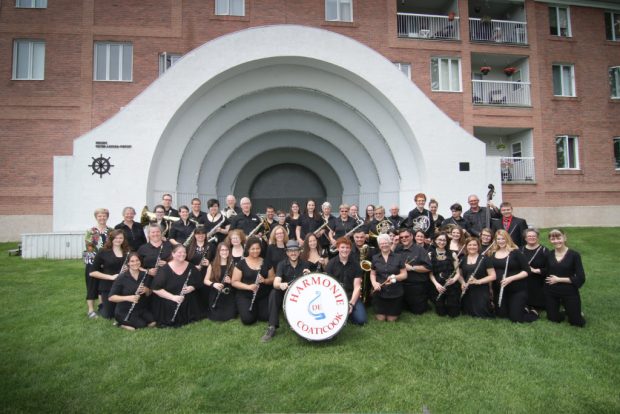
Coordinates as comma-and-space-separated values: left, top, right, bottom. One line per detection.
429, 248, 460, 317
285, 215, 300, 241
109, 270, 154, 328
520, 245, 548, 309
544, 249, 586, 327
490, 250, 537, 323
208, 263, 237, 322
91, 249, 126, 319
265, 244, 287, 272
460, 255, 493, 318
151, 263, 202, 327
235, 259, 271, 325
187, 244, 211, 320
371, 251, 405, 316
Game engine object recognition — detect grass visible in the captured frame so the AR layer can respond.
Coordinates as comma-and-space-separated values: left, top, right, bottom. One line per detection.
1, 228, 619, 413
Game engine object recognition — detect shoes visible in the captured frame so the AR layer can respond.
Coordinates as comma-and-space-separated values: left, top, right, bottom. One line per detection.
87, 311, 98, 319
261, 326, 276, 342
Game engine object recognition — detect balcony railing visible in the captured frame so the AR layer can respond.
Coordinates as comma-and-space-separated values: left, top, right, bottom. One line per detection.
469, 18, 528, 44
397, 13, 460, 40
501, 157, 535, 182
472, 80, 531, 106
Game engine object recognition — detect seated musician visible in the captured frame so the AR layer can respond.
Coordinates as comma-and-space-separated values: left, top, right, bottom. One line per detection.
137, 224, 173, 277
108, 253, 155, 330
261, 240, 310, 342
205, 243, 237, 322
326, 237, 367, 325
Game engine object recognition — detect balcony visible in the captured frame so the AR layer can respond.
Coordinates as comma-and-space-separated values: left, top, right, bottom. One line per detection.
469, 18, 528, 45
397, 13, 460, 40
472, 79, 531, 106
501, 157, 535, 182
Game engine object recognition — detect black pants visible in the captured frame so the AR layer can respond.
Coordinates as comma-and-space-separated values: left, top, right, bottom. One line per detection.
85, 264, 99, 300
545, 288, 585, 327
236, 294, 269, 325
497, 288, 537, 323
99, 290, 115, 319
403, 282, 430, 314
267, 289, 285, 328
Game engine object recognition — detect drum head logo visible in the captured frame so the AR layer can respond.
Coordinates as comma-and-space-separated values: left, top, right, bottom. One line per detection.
284, 273, 348, 341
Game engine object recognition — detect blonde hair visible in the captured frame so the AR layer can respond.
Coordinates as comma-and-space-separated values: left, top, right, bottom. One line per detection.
93, 208, 109, 218
268, 225, 289, 245
490, 229, 518, 254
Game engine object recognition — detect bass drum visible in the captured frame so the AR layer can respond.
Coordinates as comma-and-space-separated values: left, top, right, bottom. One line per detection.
283, 273, 349, 342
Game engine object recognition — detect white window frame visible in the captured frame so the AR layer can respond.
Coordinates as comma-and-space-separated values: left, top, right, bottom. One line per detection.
12, 39, 45, 80
215, 0, 245, 16
93, 42, 133, 82
394, 62, 411, 79
431, 57, 462, 92
605, 11, 620, 41
549, 6, 571, 37
610, 66, 620, 99
552, 64, 576, 97
15, 0, 47, 8
556, 135, 580, 170
511, 142, 522, 158
159, 52, 182, 76
614, 137, 620, 170
325, 0, 353, 22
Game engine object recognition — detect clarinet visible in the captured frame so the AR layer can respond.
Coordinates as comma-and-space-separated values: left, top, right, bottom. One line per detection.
171, 269, 192, 323
119, 252, 130, 274
436, 253, 465, 301
248, 269, 261, 311
124, 271, 147, 322
211, 262, 233, 309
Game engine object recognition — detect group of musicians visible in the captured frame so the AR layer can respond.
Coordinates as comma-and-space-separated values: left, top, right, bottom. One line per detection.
83, 192, 586, 341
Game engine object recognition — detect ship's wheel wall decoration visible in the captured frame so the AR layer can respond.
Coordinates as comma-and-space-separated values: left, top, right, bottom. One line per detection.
89, 154, 114, 178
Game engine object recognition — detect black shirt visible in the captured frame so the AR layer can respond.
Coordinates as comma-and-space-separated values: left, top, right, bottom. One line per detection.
189, 210, 207, 226
91, 249, 126, 291
163, 207, 179, 218
204, 214, 229, 243
460, 255, 493, 281
388, 214, 405, 229
394, 243, 431, 283
230, 212, 262, 236
545, 249, 585, 294
326, 256, 361, 297
371, 251, 405, 299
169, 219, 196, 245
406, 208, 433, 238
114, 221, 147, 251
235, 259, 271, 299
429, 247, 457, 283
266, 244, 287, 271
464, 207, 499, 237
491, 250, 529, 292
299, 213, 322, 240
137, 241, 173, 270
109, 270, 149, 318
332, 217, 357, 238
275, 259, 309, 284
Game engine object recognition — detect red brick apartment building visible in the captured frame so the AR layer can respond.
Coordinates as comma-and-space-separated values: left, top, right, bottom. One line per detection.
1, 0, 620, 240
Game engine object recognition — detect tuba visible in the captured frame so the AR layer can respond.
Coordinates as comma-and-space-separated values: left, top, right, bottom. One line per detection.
141, 206, 179, 237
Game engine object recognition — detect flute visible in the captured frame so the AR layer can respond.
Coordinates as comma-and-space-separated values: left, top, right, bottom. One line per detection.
124, 271, 147, 322
211, 261, 233, 309
497, 255, 510, 309
460, 256, 485, 299
171, 269, 192, 323
119, 252, 130, 274
248, 269, 261, 311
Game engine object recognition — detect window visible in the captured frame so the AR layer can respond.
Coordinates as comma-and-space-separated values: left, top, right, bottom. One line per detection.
610, 66, 620, 99
511, 142, 522, 158
215, 0, 244, 16
94, 42, 133, 81
605, 11, 620, 41
394, 62, 411, 79
614, 138, 620, 169
552, 64, 575, 97
556, 135, 579, 169
16, 0, 47, 7
431, 57, 461, 92
325, 0, 352, 22
12, 39, 45, 80
159, 53, 182, 75
549, 6, 571, 36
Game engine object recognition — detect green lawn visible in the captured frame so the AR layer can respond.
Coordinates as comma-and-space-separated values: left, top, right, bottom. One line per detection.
1, 228, 619, 413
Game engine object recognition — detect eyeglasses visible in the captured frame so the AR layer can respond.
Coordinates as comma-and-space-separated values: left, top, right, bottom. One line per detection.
400, 235, 411, 239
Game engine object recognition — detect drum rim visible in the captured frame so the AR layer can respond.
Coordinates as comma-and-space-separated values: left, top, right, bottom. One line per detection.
283, 272, 349, 342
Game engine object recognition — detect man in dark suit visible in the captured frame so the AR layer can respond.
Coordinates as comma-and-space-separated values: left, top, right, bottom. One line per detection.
491, 202, 528, 247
